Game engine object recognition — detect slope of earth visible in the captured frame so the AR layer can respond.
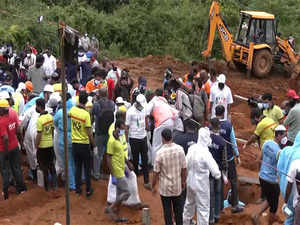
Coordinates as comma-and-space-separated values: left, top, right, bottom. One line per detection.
0, 56, 289, 225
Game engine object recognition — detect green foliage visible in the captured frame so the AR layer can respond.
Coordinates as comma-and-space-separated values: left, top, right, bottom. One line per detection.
1, 0, 300, 61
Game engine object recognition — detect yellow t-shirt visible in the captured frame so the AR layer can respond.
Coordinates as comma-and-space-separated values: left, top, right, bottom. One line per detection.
69, 106, 91, 144
254, 117, 276, 148
37, 113, 54, 148
53, 83, 62, 92
263, 105, 284, 125
107, 133, 128, 178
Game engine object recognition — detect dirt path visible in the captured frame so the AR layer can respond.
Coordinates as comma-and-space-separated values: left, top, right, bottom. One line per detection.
0, 56, 290, 224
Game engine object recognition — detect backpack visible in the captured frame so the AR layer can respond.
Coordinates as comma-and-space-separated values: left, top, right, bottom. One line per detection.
95, 99, 115, 135
189, 91, 206, 123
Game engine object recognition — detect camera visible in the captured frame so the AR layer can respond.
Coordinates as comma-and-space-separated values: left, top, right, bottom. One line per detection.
248, 97, 269, 110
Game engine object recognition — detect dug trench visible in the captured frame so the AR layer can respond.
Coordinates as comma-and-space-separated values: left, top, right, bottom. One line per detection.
0, 56, 290, 224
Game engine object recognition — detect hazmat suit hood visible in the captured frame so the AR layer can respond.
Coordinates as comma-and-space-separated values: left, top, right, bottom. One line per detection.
277, 130, 300, 222
197, 127, 212, 147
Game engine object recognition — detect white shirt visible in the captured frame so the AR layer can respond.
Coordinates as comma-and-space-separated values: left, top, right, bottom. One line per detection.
125, 105, 148, 139
287, 159, 300, 208
107, 68, 121, 85
209, 83, 233, 120
23, 54, 36, 69
43, 54, 57, 76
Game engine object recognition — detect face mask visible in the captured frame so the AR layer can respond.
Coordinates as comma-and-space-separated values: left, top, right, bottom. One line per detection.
281, 136, 288, 145
94, 80, 100, 86
119, 129, 125, 136
257, 103, 269, 110
136, 103, 143, 111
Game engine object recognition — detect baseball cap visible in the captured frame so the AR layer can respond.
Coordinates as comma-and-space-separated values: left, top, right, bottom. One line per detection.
217, 74, 226, 83
0, 91, 10, 100
44, 84, 54, 93
116, 97, 125, 104
286, 89, 300, 99
25, 81, 33, 92
275, 125, 287, 132
0, 99, 9, 108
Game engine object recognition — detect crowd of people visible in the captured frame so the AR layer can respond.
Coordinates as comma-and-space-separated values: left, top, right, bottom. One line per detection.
1, 39, 300, 225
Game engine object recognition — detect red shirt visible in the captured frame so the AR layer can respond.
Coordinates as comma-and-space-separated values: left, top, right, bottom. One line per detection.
0, 108, 19, 152
107, 78, 115, 100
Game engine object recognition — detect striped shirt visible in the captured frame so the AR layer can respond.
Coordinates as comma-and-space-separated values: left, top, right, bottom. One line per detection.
154, 143, 186, 197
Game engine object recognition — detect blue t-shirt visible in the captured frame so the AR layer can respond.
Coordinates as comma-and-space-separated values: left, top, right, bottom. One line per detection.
209, 133, 226, 170
174, 131, 198, 155
259, 140, 280, 183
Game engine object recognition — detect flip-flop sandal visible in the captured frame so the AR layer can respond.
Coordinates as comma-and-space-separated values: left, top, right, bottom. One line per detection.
115, 217, 129, 223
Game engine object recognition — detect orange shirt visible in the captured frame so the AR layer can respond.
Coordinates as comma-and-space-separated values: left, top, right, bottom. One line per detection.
203, 81, 210, 96
85, 79, 107, 93
183, 72, 200, 82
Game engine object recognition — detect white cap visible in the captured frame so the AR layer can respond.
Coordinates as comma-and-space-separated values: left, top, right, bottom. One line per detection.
217, 74, 226, 83
17, 82, 26, 91
0, 91, 10, 100
275, 125, 286, 132
44, 84, 54, 93
116, 97, 124, 104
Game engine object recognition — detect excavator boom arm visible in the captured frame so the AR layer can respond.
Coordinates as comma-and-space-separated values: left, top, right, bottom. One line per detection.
202, 0, 233, 62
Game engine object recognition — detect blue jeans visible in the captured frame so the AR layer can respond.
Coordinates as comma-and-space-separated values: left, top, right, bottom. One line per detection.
58, 142, 76, 190
0, 148, 26, 194
209, 177, 222, 224
93, 134, 108, 179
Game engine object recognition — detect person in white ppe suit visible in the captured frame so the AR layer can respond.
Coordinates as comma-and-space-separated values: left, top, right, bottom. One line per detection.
183, 127, 221, 225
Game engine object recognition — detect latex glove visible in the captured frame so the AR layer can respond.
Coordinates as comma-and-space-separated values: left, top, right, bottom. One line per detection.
93, 146, 98, 156
236, 156, 241, 165
112, 176, 117, 185
282, 203, 293, 216
222, 171, 228, 185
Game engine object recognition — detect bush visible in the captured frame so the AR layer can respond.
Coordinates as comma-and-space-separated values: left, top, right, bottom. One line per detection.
1, 0, 300, 61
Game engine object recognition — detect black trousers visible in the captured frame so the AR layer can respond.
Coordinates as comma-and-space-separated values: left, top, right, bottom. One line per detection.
227, 159, 239, 207
37, 147, 57, 191
72, 143, 91, 192
0, 148, 26, 193
129, 137, 149, 184
161, 194, 183, 225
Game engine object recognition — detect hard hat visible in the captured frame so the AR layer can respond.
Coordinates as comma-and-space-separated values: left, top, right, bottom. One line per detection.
44, 84, 54, 93
0, 91, 10, 100
217, 74, 226, 83
275, 125, 286, 132
136, 94, 146, 104
25, 81, 33, 92
0, 99, 9, 108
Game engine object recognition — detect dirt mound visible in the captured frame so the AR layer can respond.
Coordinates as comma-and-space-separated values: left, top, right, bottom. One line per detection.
0, 55, 290, 225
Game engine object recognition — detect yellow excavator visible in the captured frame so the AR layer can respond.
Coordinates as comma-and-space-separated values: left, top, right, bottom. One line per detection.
202, 0, 300, 90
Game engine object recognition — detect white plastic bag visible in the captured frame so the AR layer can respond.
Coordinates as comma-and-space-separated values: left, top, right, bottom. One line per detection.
107, 171, 141, 206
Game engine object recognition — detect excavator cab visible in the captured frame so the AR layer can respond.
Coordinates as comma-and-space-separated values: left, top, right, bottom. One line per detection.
235, 12, 276, 47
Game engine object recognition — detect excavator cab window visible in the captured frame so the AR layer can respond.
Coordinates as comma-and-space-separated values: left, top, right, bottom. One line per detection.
236, 14, 250, 46
248, 19, 276, 45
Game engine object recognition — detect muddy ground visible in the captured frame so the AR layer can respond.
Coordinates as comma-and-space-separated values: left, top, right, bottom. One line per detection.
0, 55, 290, 225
